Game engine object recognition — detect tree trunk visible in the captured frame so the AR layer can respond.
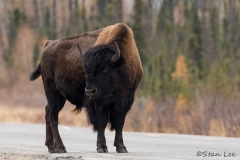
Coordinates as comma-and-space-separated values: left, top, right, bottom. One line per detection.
52, 0, 57, 38
33, 0, 39, 26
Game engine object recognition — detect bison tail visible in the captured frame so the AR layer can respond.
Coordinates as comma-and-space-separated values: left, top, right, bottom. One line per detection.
30, 63, 41, 81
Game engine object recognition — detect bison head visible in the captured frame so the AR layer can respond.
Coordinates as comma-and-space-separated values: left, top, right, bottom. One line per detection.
78, 42, 125, 101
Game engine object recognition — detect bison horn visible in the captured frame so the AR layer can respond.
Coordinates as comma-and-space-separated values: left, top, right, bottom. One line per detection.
111, 42, 120, 62
77, 42, 84, 56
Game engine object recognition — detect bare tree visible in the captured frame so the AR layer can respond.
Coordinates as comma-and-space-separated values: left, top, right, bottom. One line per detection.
75, 0, 79, 10
68, 0, 73, 25
2, 0, 10, 35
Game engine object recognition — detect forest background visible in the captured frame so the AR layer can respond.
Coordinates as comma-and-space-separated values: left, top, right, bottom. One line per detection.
0, 0, 240, 137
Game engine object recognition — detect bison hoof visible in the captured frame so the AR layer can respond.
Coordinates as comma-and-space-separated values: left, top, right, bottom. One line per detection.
49, 149, 57, 153
57, 149, 67, 153
97, 147, 108, 153
116, 147, 128, 153
49, 149, 67, 153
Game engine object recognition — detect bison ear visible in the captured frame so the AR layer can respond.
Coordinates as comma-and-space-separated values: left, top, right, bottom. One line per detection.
114, 57, 125, 67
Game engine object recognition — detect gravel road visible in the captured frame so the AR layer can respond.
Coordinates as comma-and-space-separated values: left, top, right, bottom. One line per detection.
0, 123, 239, 160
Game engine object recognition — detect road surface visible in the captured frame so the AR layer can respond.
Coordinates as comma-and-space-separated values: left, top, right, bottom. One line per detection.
0, 123, 239, 160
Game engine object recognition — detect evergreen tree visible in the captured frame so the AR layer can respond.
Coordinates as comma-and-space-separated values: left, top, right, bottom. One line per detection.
106, 0, 123, 24
6, 8, 26, 67
156, 0, 173, 36
209, 5, 220, 63
144, 0, 176, 98
154, 0, 176, 65
96, 0, 108, 27
43, 7, 53, 38
132, 0, 148, 66
186, 0, 205, 79
81, 0, 88, 32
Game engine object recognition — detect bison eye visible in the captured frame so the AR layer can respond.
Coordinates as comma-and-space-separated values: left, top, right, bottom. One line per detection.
99, 66, 108, 73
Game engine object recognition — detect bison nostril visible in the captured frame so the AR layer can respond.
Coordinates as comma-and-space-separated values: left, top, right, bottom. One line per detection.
85, 87, 97, 94
90, 88, 96, 93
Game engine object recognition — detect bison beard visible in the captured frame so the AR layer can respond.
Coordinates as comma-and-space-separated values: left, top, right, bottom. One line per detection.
29, 23, 143, 153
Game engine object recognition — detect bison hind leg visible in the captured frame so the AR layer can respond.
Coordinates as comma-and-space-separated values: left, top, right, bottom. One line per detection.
43, 80, 67, 153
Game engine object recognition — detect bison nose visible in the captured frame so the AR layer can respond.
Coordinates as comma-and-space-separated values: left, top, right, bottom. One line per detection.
85, 87, 97, 93
85, 86, 98, 99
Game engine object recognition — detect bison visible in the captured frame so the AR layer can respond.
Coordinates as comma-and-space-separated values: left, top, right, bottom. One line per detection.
30, 23, 143, 153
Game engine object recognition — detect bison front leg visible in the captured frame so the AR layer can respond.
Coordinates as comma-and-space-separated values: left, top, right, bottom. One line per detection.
111, 113, 128, 153
96, 112, 108, 153
88, 108, 108, 153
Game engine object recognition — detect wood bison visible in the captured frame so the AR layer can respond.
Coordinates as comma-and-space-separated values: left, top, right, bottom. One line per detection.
30, 23, 143, 153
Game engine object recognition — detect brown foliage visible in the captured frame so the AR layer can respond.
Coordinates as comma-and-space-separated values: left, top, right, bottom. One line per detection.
125, 95, 240, 137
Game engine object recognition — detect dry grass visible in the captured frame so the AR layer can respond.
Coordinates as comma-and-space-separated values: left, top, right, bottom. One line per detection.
1, 95, 240, 137
125, 95, 240, 137
0, 103, 88, 127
